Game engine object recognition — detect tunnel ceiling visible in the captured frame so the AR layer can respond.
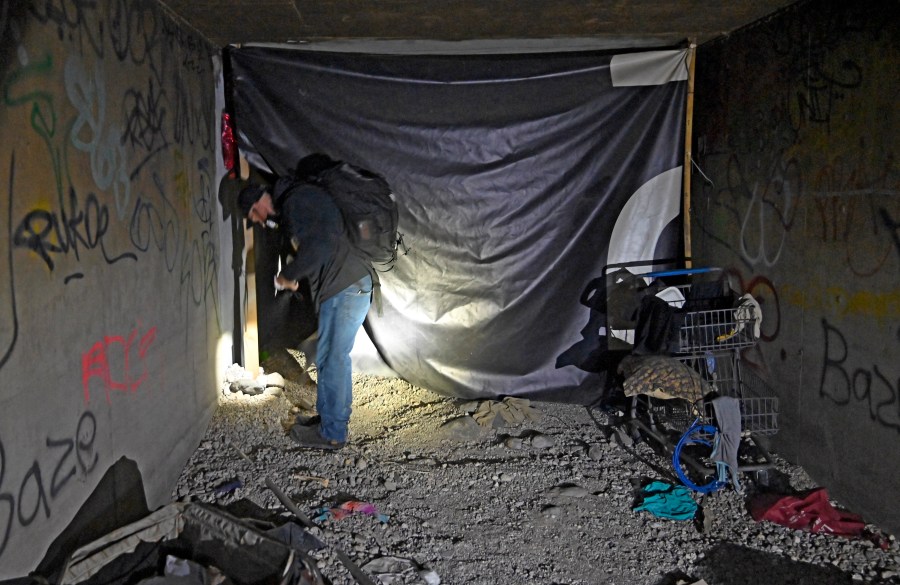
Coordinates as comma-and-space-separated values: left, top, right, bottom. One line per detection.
159, 0, 800, 50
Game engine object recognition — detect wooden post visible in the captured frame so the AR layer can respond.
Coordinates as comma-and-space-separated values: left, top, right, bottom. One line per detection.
239, 154, 260, 376
683, 42, 697, 268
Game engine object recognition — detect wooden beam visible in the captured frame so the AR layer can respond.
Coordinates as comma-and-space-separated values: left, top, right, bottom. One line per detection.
682, 42, 697, 268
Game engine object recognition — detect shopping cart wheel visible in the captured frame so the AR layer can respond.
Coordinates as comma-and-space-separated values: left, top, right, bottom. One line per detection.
672, 420, 726, 494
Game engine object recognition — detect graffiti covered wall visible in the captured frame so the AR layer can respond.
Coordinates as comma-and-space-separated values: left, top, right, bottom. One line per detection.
0, 1, 225, 576
693, 0, 899, 534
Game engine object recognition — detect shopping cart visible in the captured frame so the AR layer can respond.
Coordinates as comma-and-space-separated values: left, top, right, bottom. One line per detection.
602, 260, 779, 493
640, 352, 780, 493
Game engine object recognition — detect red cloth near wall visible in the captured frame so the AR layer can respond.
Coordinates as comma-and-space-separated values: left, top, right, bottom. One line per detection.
221, 111, 237, 174
748, 488, 865, 537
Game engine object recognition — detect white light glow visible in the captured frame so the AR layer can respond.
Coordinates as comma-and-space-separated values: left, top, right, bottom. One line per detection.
215, 332, 234, 391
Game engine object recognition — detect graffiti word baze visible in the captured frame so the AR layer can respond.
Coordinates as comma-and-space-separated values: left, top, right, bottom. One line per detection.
820, 318, 900, 432
0, 412, 99, 559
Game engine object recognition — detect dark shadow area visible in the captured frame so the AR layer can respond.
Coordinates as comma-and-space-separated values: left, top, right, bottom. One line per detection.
555, 273, 617, 374
218, 172, 249, 366
0, 3, 31, 84
520, 371, 612, 405
242, 178, 317, 362
217, 49, 248, 367
550, 259, 686, 407
545, 271, 626, 406
693, 542, 857, 585
33, 457, 150, 582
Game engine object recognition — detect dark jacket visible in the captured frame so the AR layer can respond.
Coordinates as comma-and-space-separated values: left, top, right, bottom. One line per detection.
272, 177, 370, 308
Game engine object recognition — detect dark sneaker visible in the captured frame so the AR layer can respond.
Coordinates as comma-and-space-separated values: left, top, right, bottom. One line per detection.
289, 424, 345, 451
295, 413, 321, 427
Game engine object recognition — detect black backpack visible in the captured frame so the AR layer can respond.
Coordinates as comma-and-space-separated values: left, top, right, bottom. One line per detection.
315, 162, 405, 272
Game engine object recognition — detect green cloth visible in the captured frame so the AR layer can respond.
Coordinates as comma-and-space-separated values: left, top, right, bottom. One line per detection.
633, 481, 698, 520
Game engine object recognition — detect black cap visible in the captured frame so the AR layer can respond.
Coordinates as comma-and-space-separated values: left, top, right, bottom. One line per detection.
238, 183, 267, 217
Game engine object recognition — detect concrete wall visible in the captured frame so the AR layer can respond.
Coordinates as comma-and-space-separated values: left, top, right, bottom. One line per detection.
693, 0, 899, 534
0, 1, 230, 576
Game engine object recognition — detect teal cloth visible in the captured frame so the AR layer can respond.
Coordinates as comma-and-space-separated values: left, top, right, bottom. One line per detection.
633, 481, 698, 520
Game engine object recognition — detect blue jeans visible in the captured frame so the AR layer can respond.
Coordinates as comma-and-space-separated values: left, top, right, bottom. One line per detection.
316, 275, 372, 442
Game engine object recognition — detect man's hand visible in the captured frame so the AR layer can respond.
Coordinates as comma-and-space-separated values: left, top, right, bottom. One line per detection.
274, 274, 299, 292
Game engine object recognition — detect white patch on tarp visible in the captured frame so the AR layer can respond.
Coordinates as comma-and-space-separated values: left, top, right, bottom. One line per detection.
351, 328, 400, 377
610, 50, 689, 87
607, 166, 683, 267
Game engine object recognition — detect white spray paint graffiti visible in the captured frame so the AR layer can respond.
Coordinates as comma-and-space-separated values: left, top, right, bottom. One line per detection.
65, 55, 131, 220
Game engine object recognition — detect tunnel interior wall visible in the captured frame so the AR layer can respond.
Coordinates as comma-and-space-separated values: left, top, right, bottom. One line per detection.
0, 1, 227, 576
692, 0, 899, 534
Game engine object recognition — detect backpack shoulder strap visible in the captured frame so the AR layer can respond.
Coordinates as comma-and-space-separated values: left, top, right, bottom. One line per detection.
272, 176, 300, 209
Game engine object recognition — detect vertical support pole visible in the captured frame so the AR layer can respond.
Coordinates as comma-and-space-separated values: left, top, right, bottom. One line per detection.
683, 42, 697, 268
238, 154, 261, 377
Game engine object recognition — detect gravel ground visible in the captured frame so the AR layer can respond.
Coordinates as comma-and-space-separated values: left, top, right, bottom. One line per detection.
173, 357, 900, 585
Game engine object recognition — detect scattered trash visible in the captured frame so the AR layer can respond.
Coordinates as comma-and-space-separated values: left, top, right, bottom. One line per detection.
229, 378, 266, 395
57, 502, 324, 585
213, 479, 242, 495
315, 500, 390, 524
262, 371, 286, 388
224, 364, 287, 396
224, 363, 251, 383
360, 556, 440, 585
361, 555, 417, 580
266, 478, 376, 585
293, 473, 330, 487
158, 554, 227, 584
632, 481, 698, 521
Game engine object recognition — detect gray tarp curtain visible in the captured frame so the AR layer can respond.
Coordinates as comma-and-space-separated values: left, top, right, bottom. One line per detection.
229, 47, 688, 400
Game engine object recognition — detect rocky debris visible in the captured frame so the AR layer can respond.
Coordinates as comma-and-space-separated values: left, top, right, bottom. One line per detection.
530, 432, 556, 449
174, 368, 900, 585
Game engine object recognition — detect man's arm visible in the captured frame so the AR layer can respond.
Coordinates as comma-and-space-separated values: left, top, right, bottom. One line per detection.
274, 273, 299, 292
276, 186, 342, 285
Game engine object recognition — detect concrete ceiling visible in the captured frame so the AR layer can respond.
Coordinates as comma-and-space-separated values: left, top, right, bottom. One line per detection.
159, 0, 800, 52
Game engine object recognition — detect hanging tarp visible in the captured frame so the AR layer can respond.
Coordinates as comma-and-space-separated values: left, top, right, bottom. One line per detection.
229, 46, 688, 400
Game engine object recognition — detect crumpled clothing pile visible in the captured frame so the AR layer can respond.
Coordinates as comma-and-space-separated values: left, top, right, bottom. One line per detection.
472, 397, 541, 427
360, 556, 440, 585
748, 487, 867, 538
632, 480, 699, 521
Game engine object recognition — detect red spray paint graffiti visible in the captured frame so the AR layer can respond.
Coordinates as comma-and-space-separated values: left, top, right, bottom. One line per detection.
81, 326, 157, 404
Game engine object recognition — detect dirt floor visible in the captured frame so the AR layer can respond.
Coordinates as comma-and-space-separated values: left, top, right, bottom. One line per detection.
173, 357, 900, 585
